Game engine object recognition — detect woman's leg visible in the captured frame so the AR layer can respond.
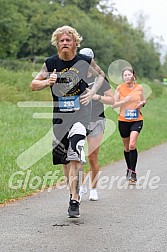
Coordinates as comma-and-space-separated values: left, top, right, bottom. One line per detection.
129, 131, 139, 173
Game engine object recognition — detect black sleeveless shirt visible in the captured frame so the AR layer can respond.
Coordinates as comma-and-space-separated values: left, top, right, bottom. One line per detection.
45, 54, 92, 129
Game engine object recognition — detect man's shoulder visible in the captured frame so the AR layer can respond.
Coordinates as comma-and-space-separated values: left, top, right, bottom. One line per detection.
45, 55, 58, 62
77, 53, 92, 64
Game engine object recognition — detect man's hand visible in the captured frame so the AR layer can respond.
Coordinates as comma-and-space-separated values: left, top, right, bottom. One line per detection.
48, 69, 57, 86
92, 94, 100, 101
80, 88, 93, 106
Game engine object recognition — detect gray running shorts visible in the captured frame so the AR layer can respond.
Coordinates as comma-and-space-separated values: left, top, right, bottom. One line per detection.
87, 119, 105, 138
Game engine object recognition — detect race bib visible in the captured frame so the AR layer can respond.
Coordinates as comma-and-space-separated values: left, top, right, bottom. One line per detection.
58, 96, 80, 112
124, 109, 139, 120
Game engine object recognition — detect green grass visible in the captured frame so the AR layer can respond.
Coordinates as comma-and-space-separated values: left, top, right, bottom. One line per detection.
0, 66, 167, 204
0, 102, 64, 202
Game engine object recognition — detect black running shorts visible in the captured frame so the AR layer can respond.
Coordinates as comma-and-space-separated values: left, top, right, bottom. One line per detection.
118, 120, 143, 138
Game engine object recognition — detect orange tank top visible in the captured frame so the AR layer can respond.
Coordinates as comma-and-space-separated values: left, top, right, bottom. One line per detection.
117, 83, 144, 122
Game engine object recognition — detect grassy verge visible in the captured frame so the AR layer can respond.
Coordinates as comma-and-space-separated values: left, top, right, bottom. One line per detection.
0, 66, 167, 204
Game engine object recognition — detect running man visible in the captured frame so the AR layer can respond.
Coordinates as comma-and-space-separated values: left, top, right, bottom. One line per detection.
30, 26, 105, 217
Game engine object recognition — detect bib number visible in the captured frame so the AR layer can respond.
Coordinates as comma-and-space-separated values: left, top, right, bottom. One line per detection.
124, 109, 138, 120
58, 96, 80, 112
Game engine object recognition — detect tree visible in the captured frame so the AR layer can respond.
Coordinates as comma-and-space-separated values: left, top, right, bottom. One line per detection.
0, 0, 27, 58
51, 0, 99, 11
97, 0, 116, 14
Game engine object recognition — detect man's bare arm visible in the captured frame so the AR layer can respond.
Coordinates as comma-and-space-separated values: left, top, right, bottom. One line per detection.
89, 59, 105, 96
30, 63, 54, 91
80, 59, 105, 105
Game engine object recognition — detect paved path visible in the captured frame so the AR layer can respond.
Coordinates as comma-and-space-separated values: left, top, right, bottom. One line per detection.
0, 143, 167, 252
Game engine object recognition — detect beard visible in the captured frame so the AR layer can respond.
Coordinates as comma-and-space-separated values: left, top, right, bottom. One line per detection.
58, 47, 76, 61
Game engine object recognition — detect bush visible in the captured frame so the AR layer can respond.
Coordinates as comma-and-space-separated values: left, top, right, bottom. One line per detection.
0, 59, 41, 72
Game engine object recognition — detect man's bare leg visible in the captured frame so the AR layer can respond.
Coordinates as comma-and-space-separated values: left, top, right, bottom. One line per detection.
69, 160, 82, 201
63, 163, 70, 186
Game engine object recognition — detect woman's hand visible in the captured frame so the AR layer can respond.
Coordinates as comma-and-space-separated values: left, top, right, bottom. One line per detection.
123, 95, 131, 104
135, 101, 145, 109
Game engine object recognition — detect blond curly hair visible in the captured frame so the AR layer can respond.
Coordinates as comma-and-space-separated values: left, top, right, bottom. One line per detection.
51, 25, 83, 48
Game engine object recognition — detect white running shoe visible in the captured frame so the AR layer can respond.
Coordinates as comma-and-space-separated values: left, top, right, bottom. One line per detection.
89, 188, 99, 201
79, 185, 88, 202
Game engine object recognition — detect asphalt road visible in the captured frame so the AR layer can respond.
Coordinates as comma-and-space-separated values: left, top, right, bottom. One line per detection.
0, 143, 167, 252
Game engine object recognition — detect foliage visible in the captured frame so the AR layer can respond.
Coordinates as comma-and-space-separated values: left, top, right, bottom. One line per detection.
0, 0, 166, 80
55, 0, 99, 11
0, 0, 28, 58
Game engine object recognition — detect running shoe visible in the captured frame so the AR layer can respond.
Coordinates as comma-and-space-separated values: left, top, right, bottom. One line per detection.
89, 188, 99, 201
126, 169, 132, 181
129, 172, 137, 183
79, 185, 88, 203
68, 200, 80, 218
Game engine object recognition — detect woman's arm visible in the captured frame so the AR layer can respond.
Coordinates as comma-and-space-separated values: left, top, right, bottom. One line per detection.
111, 87, 131, 109
135, 88, 146, 109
